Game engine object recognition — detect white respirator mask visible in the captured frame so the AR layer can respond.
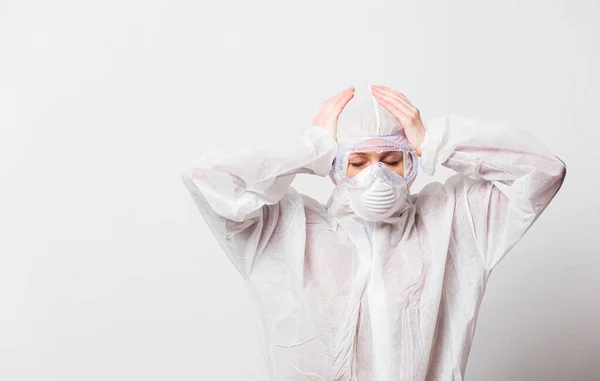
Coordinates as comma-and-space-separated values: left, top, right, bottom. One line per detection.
346, 162, 410, 221
332, 134, 418, 222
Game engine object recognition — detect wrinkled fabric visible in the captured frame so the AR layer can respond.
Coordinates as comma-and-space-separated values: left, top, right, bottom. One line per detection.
336, 88, 402, 139
181, 113, 566, 381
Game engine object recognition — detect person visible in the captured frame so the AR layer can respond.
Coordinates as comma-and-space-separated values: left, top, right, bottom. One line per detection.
181, 85, 566, 381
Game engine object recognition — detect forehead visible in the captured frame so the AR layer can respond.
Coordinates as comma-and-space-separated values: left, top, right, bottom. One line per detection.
348, 150, 402, 159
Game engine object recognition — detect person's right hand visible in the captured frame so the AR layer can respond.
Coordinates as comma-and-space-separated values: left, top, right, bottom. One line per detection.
312, 87, 355, 142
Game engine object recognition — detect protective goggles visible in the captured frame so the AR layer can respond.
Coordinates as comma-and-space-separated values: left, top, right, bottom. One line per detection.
332, 133, 418, 186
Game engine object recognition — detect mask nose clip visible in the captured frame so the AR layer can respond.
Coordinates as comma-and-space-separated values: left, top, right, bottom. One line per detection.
369, 162, 388, 182
373, 161, 385, 171
372, 161, 385, 173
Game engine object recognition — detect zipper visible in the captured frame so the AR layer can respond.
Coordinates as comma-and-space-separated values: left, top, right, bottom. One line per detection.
365, 220, 392, 380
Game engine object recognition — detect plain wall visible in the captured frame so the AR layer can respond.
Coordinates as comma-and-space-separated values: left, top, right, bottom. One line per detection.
1, 0, 598, 380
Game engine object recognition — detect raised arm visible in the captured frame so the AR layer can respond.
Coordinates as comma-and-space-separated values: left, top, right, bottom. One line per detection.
370, 85, 566, 272
181, 126, 337, 277
420, 113, 567, 271
181, 87, 354, 277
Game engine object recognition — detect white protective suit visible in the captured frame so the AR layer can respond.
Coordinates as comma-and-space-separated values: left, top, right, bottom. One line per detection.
181, 95, 566, 380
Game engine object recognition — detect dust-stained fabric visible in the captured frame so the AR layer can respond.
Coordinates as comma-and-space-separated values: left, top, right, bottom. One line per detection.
181, 113, 566, 381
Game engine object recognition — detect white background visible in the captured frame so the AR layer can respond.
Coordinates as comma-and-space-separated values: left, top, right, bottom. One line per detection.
1, 0, 599, 380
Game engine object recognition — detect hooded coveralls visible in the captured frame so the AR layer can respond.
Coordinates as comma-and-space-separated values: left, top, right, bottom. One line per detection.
181, 113, 566, 381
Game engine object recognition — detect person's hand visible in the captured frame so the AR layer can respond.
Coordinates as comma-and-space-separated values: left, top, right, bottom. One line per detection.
312, 87, 355, 142
371, 85, 426, 157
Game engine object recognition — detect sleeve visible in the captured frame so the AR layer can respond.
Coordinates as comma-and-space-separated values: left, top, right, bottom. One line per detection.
180, 126, 338, 278
419, 113, 567, 272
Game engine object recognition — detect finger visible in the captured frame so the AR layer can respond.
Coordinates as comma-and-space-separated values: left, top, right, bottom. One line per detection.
396, 92, 412, 105
373, 96, 411, 126
372, 86, 415, 112
324, 87, 354, 118
325, 87, 354, 105
375, 88, 420, 122
375, 84, 407, 99
321, 87, 353, 117
390, 90, 414, 108
372, 85, 416, 112
372, 87, 413, 117
330, 92, 354, 120
332, 87, 355, 109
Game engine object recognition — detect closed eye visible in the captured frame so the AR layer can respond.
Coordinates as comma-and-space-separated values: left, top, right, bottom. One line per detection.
384, 161, 402, 166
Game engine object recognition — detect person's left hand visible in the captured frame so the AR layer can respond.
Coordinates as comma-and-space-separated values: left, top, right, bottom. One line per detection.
371, 85, 426, 157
